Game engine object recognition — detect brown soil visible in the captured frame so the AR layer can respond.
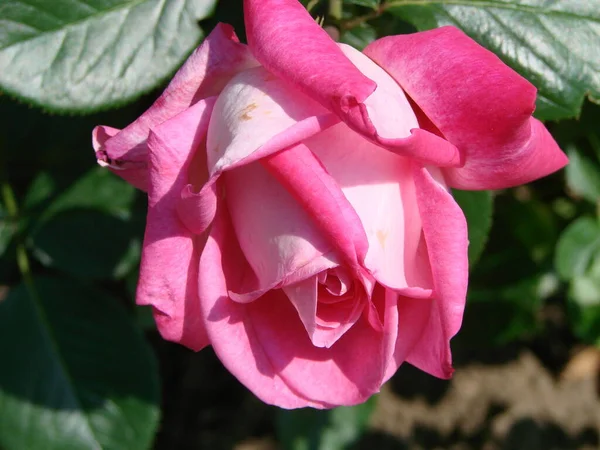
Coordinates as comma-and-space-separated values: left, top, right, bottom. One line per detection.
152, 338, 600, 450
152, 297, 600, 450
365, 348, 600, 450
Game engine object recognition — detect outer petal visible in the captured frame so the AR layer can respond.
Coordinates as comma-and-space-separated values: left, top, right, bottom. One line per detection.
246, 289, 384, 406
407, 166, 469, 378
338, 44, 461, 167
93, 24, 258, 190
364, 27, 567, 189
93, 125, 148, 191
137, 98, 216, 351
206, 66, 335, 176
243, 0, 461, 167
382, 291, 432, 382
244, 0, 375, 123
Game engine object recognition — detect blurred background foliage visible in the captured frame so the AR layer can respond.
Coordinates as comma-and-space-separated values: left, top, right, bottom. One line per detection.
1, 0, 599, 449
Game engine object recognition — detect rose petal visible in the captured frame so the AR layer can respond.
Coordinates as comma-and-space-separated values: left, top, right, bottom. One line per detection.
261, 143, 369, 273
137, 97, 216, 351
93, 24, 258, 190
93, 125, 148, 191
364, 27, 567, 189
382, 291, 436, 382
305, 123, 433, 295
406, 166, 469, 378
246, 288, 385, 406
282, 273, 364, 348
199, 199, 333, 409
206, 65, 336, 176
244, 0, 376, 122
224, 160, 339, 300
338, 44, 461, 167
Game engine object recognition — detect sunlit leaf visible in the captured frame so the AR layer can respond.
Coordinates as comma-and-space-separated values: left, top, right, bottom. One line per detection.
389, 0, 600, 120
0, 0, 217, 112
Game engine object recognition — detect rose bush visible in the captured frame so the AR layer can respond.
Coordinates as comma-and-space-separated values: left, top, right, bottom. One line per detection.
93, 0, 567, 408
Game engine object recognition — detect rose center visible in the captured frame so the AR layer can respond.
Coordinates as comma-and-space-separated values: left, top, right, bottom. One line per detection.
314, 266, 361, 331
317, 267, 354, 304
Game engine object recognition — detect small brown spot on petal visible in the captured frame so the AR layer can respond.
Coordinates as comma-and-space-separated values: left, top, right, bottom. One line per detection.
377, 230, 388, 248
240, 103, 258, 121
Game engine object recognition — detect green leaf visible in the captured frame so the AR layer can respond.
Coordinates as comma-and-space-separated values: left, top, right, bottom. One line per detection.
0, 202, 14, 257
388, 0, 600, 120
568, 253, 600, 343
565, 144, 600, 203
452, 190, 494, 266
32, 209, 141, 279
0, 276, 160, 450
555, 216, 600, 280
42, 167, 137, 221
23, 172, 56, 211
341, 23, 377, 50
501, 194, 558, 264
26, 167, 142, 280
571, 275, 600, 308
277, 397, 376, 450
0, 0, 217, 113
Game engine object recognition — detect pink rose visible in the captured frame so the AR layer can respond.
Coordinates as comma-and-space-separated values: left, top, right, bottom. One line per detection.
93, 0, 567, 408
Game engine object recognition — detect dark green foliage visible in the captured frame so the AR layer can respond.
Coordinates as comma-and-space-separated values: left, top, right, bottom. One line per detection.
1, 1, 599, 449
0, 277, 160, 450
277, 397, 376, 450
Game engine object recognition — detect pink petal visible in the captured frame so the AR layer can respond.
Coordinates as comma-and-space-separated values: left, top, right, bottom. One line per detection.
136, 98, 216, 351
304, 123, 433, 295
338, 44, 461, 167
243, 0, 460, 166
406, 166, 469, 378
282, 271, 365, 348
93, 24, 258, 190
224, 160, 339, 299
198, 199, 333, 409
364, 27, 567, 189
205, 65, 336, 176
177, 65, 338, 235
261, 143, 369, 273
93, 125, 148, 191
244, 0, 376, 124
246, 289, 384, 406
382, 291, 436, 382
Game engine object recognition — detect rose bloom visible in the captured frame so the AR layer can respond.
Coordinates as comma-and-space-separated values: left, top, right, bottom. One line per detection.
93, 0, 567, 408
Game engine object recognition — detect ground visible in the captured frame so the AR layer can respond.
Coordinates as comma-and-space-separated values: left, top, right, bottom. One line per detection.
151, 306, 600, 450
